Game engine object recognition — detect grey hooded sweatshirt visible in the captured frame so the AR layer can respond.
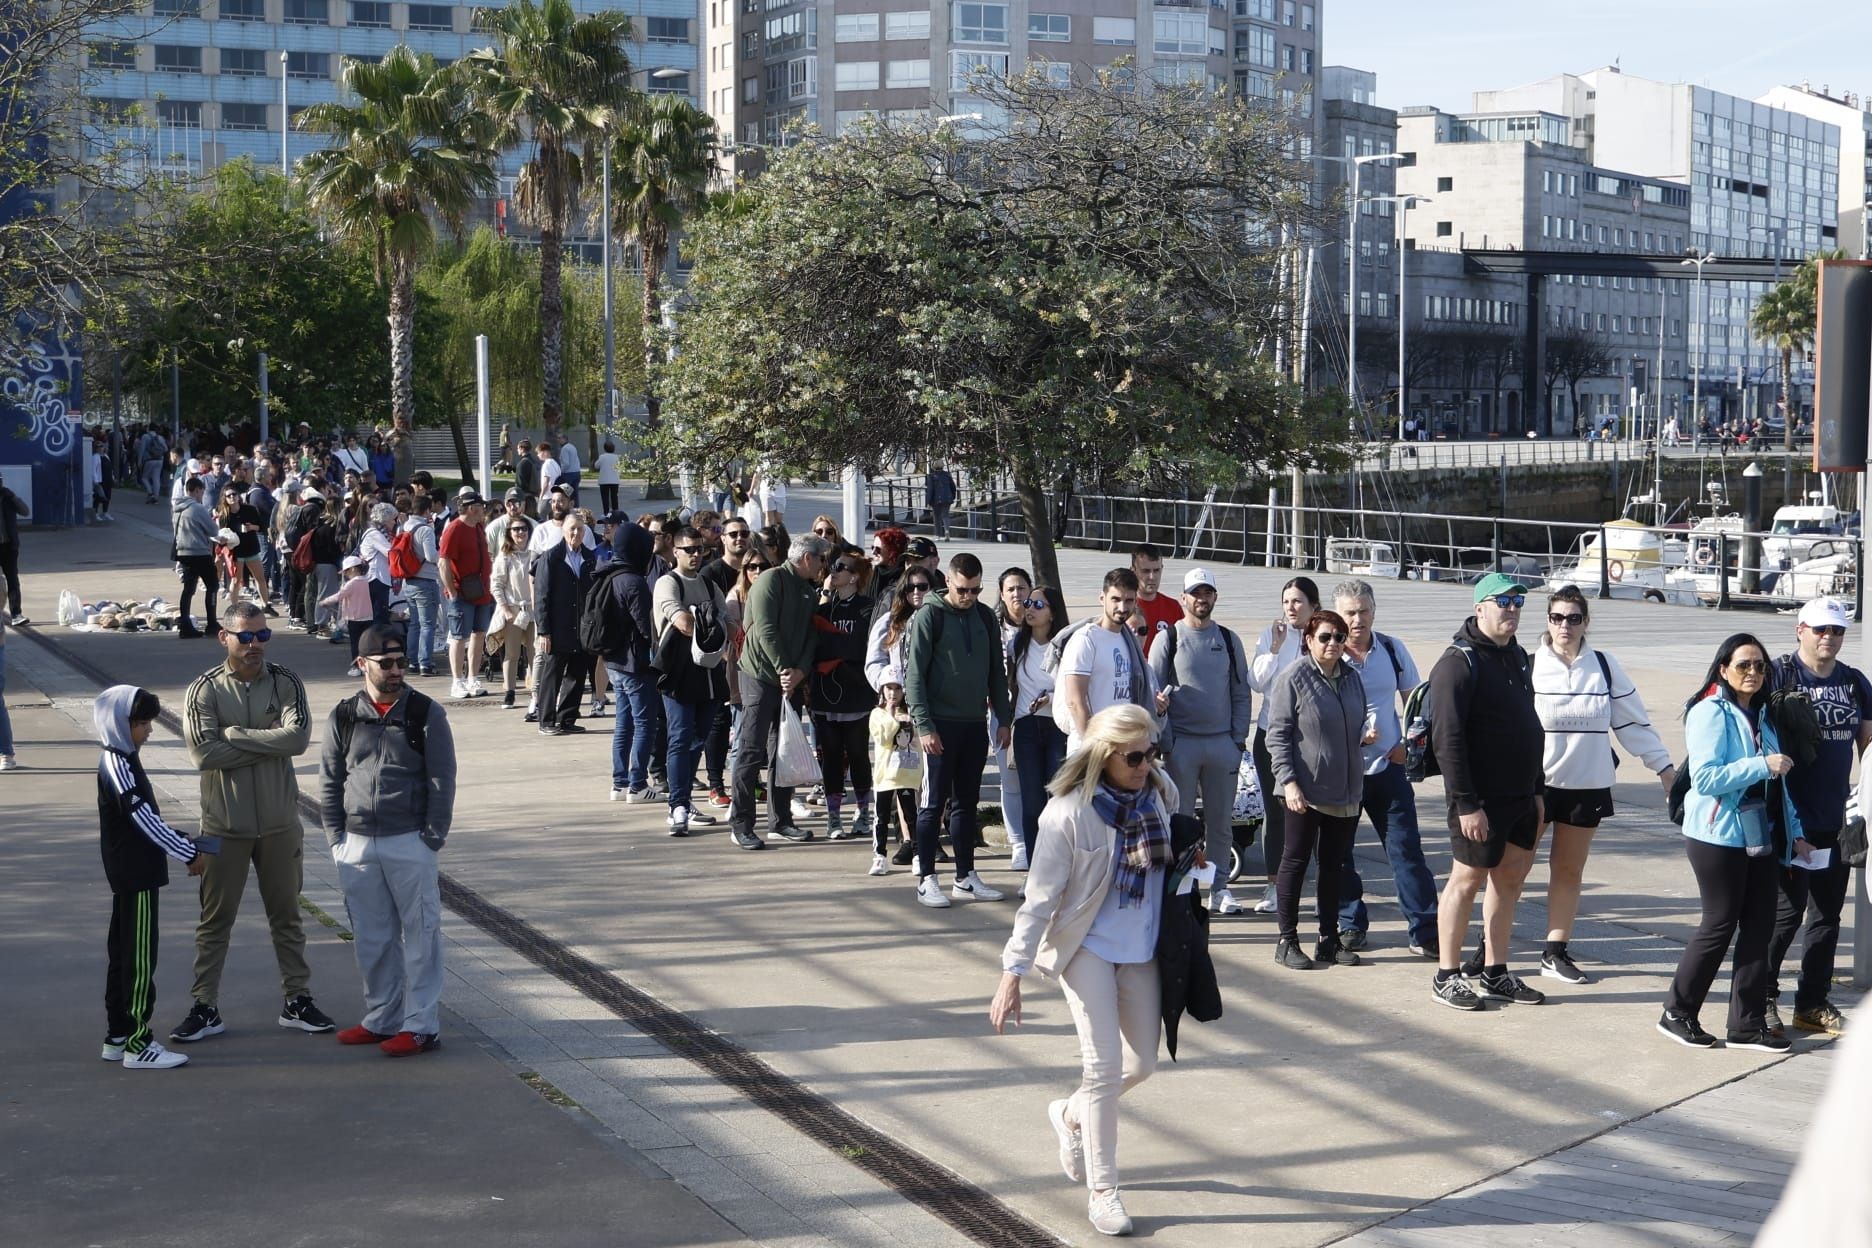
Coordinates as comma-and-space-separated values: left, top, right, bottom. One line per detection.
171, 494, 218, 556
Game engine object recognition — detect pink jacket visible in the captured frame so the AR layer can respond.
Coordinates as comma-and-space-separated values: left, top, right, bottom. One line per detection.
320, 576, 375, 623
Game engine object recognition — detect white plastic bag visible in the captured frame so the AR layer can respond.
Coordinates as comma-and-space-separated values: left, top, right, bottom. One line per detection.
58, 589, 84, 626
772, 699, 821, 790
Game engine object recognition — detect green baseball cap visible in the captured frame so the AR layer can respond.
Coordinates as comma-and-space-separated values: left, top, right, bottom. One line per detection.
1473, 572, 1529, 604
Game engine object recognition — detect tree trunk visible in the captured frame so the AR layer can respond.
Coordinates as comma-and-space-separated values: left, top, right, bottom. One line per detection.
447, 410, 475, 481
539, 224, 565, 438
640, 242, 673, 500
388, 253, 417, 483
1013, 460, 1060, 590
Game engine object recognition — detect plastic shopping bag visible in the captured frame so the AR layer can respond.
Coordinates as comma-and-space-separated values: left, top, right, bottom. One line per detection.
58, 589, 84, 626
1231, 747, 1264, 821
772, 699, 822, 790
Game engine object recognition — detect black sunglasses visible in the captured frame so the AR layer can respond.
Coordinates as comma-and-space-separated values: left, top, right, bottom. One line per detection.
1810, 625, 1847, 638
1312, 631, 1348, 645
906, 582, 932, 593
745, 562, 768, 572
227, 628, 273, 643
953, 585, 982, 597
1119, 746, 1161, 768
1729, 658, 1769, 674
1024, 596, 1050, 610
1489, 594, 1527, 609
674, 545, 706, 555
366, 655, 408, 668
1548, 612, 1585, 626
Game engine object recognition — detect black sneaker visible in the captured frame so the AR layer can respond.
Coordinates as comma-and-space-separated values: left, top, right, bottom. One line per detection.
730, 827, 767, 851
1540, 949, 1590, 985
279, 995, 337, 1033
1657, 1009, 1716, 1048
1460, 945, 1486, 978
501, 691, 515, 709
170, 1002, 225, 1042
1338, 928, 1368, 953
1726, 1027, 1792, 1053
770, 824, 813, 843
891, 842, 916, 865
1763, 999, 1787, 1039
1471, 970, 1545, 1005
1431, 973, 1483, 1012
557, 723, 588, 734
538, 724, 564, 736
1275, 936, 1316, 970
524, 709, 539, 723
1316, 937, 1361, 967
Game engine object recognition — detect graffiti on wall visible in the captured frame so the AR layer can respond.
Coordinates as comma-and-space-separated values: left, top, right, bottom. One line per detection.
2, 335, 80, 458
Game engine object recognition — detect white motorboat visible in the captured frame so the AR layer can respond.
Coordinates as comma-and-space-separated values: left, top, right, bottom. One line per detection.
1548, 519, 1694, 604
1325, 537, 1402, 580
1762, 500, 1845, 568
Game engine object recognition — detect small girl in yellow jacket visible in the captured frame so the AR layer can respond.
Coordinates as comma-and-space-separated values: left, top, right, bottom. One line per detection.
868, 681, 922, 877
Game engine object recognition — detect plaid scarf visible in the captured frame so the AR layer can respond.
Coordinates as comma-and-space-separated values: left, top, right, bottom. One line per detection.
1091, 780, 1172, 910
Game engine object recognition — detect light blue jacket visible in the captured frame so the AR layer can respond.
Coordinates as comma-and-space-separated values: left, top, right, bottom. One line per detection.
1683, 695, 1802, 861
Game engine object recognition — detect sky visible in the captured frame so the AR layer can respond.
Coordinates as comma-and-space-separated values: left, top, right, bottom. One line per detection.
1328, 1, 1869, 114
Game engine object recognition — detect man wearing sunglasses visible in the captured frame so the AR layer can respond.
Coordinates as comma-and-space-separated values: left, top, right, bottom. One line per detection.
175, 603, 333, 1043
319, 625, 457, 1057
1765, 597, 1872, 1038
1427, 573, 1547, 1012
732, 533, 831, 848
701, 517, 752, 597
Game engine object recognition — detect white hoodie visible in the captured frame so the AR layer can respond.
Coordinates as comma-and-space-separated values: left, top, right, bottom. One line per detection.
1532, 638, 1672, 790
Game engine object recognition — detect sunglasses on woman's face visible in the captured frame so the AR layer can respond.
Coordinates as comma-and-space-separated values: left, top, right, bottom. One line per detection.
1024, 597, 1050, 611
813, 527, 836, 537
1729, 659, 1769, 675
1313, 631, 1347, 645
1118, 746, 1161, 768
907, 583, 931, 594
1548, 612, 1585, 626
746, 563, 768, 573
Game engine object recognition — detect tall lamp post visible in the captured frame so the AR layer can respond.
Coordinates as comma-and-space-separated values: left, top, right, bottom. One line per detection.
279, 51, 289, 176
1316, 151, 1401, 411
600, 122, 614, 431
1681, 251, 1715, 450
1369, 193, 1430, 440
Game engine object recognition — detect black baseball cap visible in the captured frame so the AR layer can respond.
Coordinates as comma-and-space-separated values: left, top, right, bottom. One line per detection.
356, 624, 407, 660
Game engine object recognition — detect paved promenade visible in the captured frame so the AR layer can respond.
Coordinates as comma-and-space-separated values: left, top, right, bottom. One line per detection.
0, 484, 1856, 1247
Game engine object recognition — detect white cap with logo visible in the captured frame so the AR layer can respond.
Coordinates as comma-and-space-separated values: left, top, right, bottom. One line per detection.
1797, 597, 1850, 631
1183, 568, 1218, 592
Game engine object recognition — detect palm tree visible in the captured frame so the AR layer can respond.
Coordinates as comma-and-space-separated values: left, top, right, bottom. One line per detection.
1750, 281, 1809, 454
297, 46, 494, 469
604, 93, 716, 443
464, 0, 634, 438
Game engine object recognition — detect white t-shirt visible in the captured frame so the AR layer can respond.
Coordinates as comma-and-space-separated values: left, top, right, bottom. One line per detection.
1010, 635, 1055, 719
595, 453, 621, 485
1061, 623, 1136, 745
526, 517, 596, 556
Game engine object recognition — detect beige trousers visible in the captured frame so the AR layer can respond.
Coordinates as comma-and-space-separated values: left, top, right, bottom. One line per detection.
1059, 948, 1161, 1191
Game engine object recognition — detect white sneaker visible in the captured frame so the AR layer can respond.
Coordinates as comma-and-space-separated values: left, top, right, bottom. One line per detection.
610, 787, 627, 801
0, 754, 17, 771
867, 854, 891, 876
1212, 887, 1242, 916
951, 872, 1005, 902
101, 1035, 127, 1061
790, 798, 816, 822
686, 806, 718, 826
1251, 886, 1278, 914
468, 678, 487, 697
1088, 1189, 1133, 1237
449, 679, 470, 700
624, 784, 659, 803
1048, 1098, 1086, 1184
916, 877, 952, 908
667, 806, 690, 836
122, 1041, 189, 1070
1010, 840, 1030, 871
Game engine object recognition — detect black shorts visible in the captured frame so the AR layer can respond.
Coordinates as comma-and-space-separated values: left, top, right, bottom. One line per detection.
1448, 796, 1540, 869
1543, 786, 1615, 830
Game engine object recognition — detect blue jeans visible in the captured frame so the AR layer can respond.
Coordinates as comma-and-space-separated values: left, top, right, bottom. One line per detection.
1339, 760, 1441, 945
403, 578, 440, 667
368, 577, 391, 630
662, 694, 712, 812
605, 665, 660, 792
1011, 714, 1066, 860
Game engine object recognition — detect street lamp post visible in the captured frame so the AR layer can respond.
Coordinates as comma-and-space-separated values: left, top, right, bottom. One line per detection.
1681, 252, 1715, 450
1316, 152, 1401, 411
1369, 193, 1430, 440
600, 131, 614, 431
279, 51, 289, 176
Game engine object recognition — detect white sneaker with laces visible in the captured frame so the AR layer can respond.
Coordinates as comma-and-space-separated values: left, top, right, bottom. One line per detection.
122, 1041, 189, 1070
0, 754, 17, 771
867, 854, 890, 876
790, 798, 816, 822
951, 872, 1005, 902
610, 787, 627, 801
468, 678, 487, 697
916, 877, 952, 908
1010, 840, 1030, 871
101, 1035, 127, 1061
625, 784, 659, 803
1251, 886, 1278, 914
1212, 887, 1242, 916
667, 806, 690, 836
1048, 1099, 1085, 1183
449, 679, 470, 701
1088, 1189, 1132, 1237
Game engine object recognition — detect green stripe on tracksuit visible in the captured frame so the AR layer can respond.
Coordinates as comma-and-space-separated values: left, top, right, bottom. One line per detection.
106, 889, 159, 1055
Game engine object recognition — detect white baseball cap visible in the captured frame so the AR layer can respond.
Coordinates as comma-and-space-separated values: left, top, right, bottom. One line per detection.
1797, 597, 1850, 631
341, 554, 365, 572
1183, 568, 1218, 592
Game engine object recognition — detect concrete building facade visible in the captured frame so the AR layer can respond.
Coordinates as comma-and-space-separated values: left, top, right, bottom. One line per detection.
1756, 82, 1872, 258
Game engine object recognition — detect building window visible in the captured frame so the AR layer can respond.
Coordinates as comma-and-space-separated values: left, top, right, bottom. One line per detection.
1092, 16, 1136, 45
219, 0, 263, 17
157, 100, 202, 126
221, 102, 268, 130
1240, 0, 1274, 17
950, 50, 1008, 91
1435, 176, 1452, 192
220, 47, 265, 75
286, 50, 330, 79
952, 3, 1007, 44
834, 13, 878, 42
1279, 44, 1293, 71
154, 0, 199, 15
88, 41, 137, 69
834, 109, 877, 133
1154, 12, 1206, 56
407, 4, 452, 31
742, 30, 758, 59
886, 58, 930, 89
646, 16, 690, 42
835, 60, 878, 91
1435, 221, 1452, 237
1300, 3, 1313, 29
1299, 49, 1312, 74
1282, 0, 1295, 24
348, 1, 388, 26
1244, 25, 1274, 67
153, 44, 202, 73
742, 76, 758, 103
283, 0, 328, 24
1028, 12, 1069, 42
885, 11, 930, 39
787, 56, 815, 100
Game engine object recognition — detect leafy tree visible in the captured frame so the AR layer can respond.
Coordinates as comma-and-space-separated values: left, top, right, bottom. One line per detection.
1751, 250, 1843, 445
1542, 330, 1614, 435
101, 161, 424, 435
602, 92, 714, 463
463, 0, 634, 437
297, 44, 495, 479
655, 70, 1350, 586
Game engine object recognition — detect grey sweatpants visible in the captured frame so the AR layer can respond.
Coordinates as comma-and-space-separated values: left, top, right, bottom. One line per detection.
1166, 731, 1240, 887
333, 831, 443, 1036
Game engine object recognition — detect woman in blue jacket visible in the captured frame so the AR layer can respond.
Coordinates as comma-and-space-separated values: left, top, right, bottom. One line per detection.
1660, 633, 1804, 1052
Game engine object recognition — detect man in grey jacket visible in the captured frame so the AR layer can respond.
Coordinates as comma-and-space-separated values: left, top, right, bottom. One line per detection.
318, 624, 457, 1057
1148, 568, 1252, 915
171, 476, 221, 639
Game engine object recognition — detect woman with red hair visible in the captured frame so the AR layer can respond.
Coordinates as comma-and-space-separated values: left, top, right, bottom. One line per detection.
868, 527, 909, 623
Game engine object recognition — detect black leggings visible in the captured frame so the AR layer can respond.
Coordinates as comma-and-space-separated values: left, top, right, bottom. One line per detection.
599, 483, 620, 514
813, 715, 872, 805
1666, 838, 1778, 1033
1277, 806, 1358, 943
0, 540, 20, 616
874, 789, 916, 854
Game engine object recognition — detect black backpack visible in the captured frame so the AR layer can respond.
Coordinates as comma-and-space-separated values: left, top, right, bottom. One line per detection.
333, 689, 433, 758
578, 565, 635, 656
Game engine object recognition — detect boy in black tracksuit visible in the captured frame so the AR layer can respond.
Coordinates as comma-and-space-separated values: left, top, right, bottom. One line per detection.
95, 685, 218, 1069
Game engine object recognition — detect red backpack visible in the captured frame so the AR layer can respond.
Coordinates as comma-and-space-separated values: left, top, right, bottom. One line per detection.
388, 526, 424, 579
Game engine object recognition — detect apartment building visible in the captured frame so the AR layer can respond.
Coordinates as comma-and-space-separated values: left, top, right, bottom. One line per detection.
80, 0, 700, 255
703, 1, 1249, 183
1756, 82, 1872, 258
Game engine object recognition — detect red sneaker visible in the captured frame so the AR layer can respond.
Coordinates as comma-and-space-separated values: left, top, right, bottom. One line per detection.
337, 1025, 391, 1046
708, 788, 731, 809
379, 1031, 441, 1058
